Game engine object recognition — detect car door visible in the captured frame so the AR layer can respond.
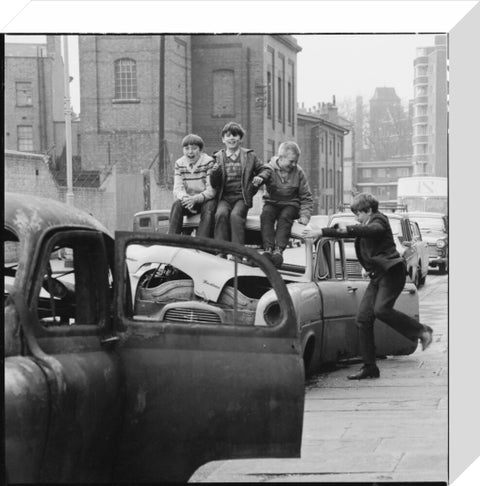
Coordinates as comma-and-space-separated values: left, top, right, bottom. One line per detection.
113, 232, 305, 483
314, 238, 363, 362
21, 229, 123, 483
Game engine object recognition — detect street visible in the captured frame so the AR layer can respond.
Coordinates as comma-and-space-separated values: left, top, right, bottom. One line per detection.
190, 272, 448, 483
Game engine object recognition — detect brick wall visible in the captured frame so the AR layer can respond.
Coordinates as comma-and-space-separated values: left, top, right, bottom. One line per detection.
5, 150, 117, 231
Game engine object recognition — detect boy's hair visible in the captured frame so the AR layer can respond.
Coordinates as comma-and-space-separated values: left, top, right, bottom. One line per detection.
278, 141, 301, 158
350, 193, 379, 213
221, 122, 245, 139
182, 133, 204, 150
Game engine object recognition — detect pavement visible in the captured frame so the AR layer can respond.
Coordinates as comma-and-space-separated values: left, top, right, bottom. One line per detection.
190, 273, 448, 483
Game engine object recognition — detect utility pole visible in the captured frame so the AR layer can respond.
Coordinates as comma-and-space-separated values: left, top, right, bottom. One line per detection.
63, 35, 74, 206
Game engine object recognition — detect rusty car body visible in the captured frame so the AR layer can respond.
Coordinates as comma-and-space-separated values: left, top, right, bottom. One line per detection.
4, 193, 305, 483
129, 215, 420, 376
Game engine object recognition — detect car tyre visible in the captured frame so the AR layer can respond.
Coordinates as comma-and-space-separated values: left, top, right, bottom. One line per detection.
438, 262, 447, 275
413, 266, 421, 288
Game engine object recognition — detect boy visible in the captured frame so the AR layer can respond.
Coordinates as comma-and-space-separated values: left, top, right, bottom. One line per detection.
210, 122, 269, 245
169, 134, 216, 237
260, 141, 313, 268
302, 192, 433, 380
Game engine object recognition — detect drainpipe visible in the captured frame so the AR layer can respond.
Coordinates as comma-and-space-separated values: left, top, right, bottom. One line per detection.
158, 35, 165, 186
63, 36, 74, 206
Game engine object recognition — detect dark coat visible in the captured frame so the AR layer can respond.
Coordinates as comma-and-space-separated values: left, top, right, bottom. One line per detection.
322, 211, 404, 278
210, 148, 270, 208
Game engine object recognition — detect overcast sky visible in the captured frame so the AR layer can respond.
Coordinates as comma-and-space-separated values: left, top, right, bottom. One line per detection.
6, 33, 439, 114
296, 33, 439, 109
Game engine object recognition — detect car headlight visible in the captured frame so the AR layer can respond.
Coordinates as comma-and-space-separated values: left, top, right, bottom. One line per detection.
436, 239, 446, 249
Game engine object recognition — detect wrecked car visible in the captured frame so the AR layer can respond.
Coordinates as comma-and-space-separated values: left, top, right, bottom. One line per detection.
4, 192, 305, 483
128, 215, 420, 376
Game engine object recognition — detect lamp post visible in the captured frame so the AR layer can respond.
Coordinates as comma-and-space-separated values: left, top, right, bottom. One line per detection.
63, 35, 74, 206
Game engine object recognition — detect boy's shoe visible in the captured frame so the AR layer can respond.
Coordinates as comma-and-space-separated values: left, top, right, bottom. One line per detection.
420, 325, 433, 350
347, 364, 380, 380
271, 249, 284, 268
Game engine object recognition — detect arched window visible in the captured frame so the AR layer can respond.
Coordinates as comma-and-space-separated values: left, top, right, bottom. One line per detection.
114, 58, 138, 100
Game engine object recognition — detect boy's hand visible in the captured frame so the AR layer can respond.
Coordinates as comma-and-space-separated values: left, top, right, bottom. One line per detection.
298, 216, 310, 225
181, 195, 197, 210
335, 224, 348, 234
252, 176, 263, 187
302, 227, 322, 239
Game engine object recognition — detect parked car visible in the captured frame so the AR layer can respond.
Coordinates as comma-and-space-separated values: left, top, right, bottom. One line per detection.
4, 193, 305, 483
133, 209, 171, 233
128, 215, 420, 377
408, 211, 448, 274
328, 211, 429, 287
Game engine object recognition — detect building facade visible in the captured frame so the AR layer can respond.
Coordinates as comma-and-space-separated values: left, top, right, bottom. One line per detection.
355, 158, 413, 202
368, 87, 412, 161
297, 111, 348, 214
4, 37, 79, 162
412, 35, 447, 177
75, 34, 301, 228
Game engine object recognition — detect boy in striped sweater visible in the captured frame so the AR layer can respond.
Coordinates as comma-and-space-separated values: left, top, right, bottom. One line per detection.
168, 134, 216, 237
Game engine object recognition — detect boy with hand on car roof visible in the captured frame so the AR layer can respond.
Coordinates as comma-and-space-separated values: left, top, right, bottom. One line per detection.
302, 192, 433, 380
210, 122, 270, 245
260, 141, 313, 268
169, 134, 216, 237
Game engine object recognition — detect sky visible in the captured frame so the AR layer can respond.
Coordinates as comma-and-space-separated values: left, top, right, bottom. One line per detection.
296, 33, 438, 109
5, 32, 438, 115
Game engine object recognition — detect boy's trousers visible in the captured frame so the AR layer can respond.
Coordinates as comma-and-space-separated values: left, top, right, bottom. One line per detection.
260, 203, 299, 251
357, 261, 424, 365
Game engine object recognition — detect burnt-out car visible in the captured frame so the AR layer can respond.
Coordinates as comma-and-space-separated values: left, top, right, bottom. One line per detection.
128, 215, 420, 376
4, 193, 305, 483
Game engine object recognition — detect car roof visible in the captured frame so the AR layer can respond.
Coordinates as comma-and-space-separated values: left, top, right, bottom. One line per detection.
5, 192, 112, 239
134, 209, 171, 217
407, 211, 446, 218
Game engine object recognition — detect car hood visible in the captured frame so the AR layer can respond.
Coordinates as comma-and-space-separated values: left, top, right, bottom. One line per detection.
420, 231, 447, 244
127, 245, 266, 302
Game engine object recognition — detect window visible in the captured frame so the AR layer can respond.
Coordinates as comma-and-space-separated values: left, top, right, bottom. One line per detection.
114, 58, 138, 100
328, 169, 332, 187
378, 168, 386, 178
363, 168, 371, 177
36, 232, 110, 329
337, 141, 341, 158
267, 140, 275, 162
320, 136, 324, 153
329, 140, 332, 155
287, 81, 292, 124
277, 76, 282, 122
17, 125, 33, 151
397, 167, 410, 177
321, 168, 325, 188
266, 71, 272, 119
16, 82, 33, 106
213, 69, 235, 117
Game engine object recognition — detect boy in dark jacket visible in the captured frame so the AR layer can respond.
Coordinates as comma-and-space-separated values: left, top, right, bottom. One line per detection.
303, 192, 433, 380
260, 141, 313, 267
210, 122, 269, 245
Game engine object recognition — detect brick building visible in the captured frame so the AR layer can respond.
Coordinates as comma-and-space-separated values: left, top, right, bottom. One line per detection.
4, 37, 80, 163
368, 87, 412, 161
297, 111, 348, 214
191, 35, 301, 161
76, 34, 301, 228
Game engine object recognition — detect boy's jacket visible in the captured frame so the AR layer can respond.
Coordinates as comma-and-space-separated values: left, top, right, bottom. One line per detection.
322, 211, 404, 278
210, 148, 270, 208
